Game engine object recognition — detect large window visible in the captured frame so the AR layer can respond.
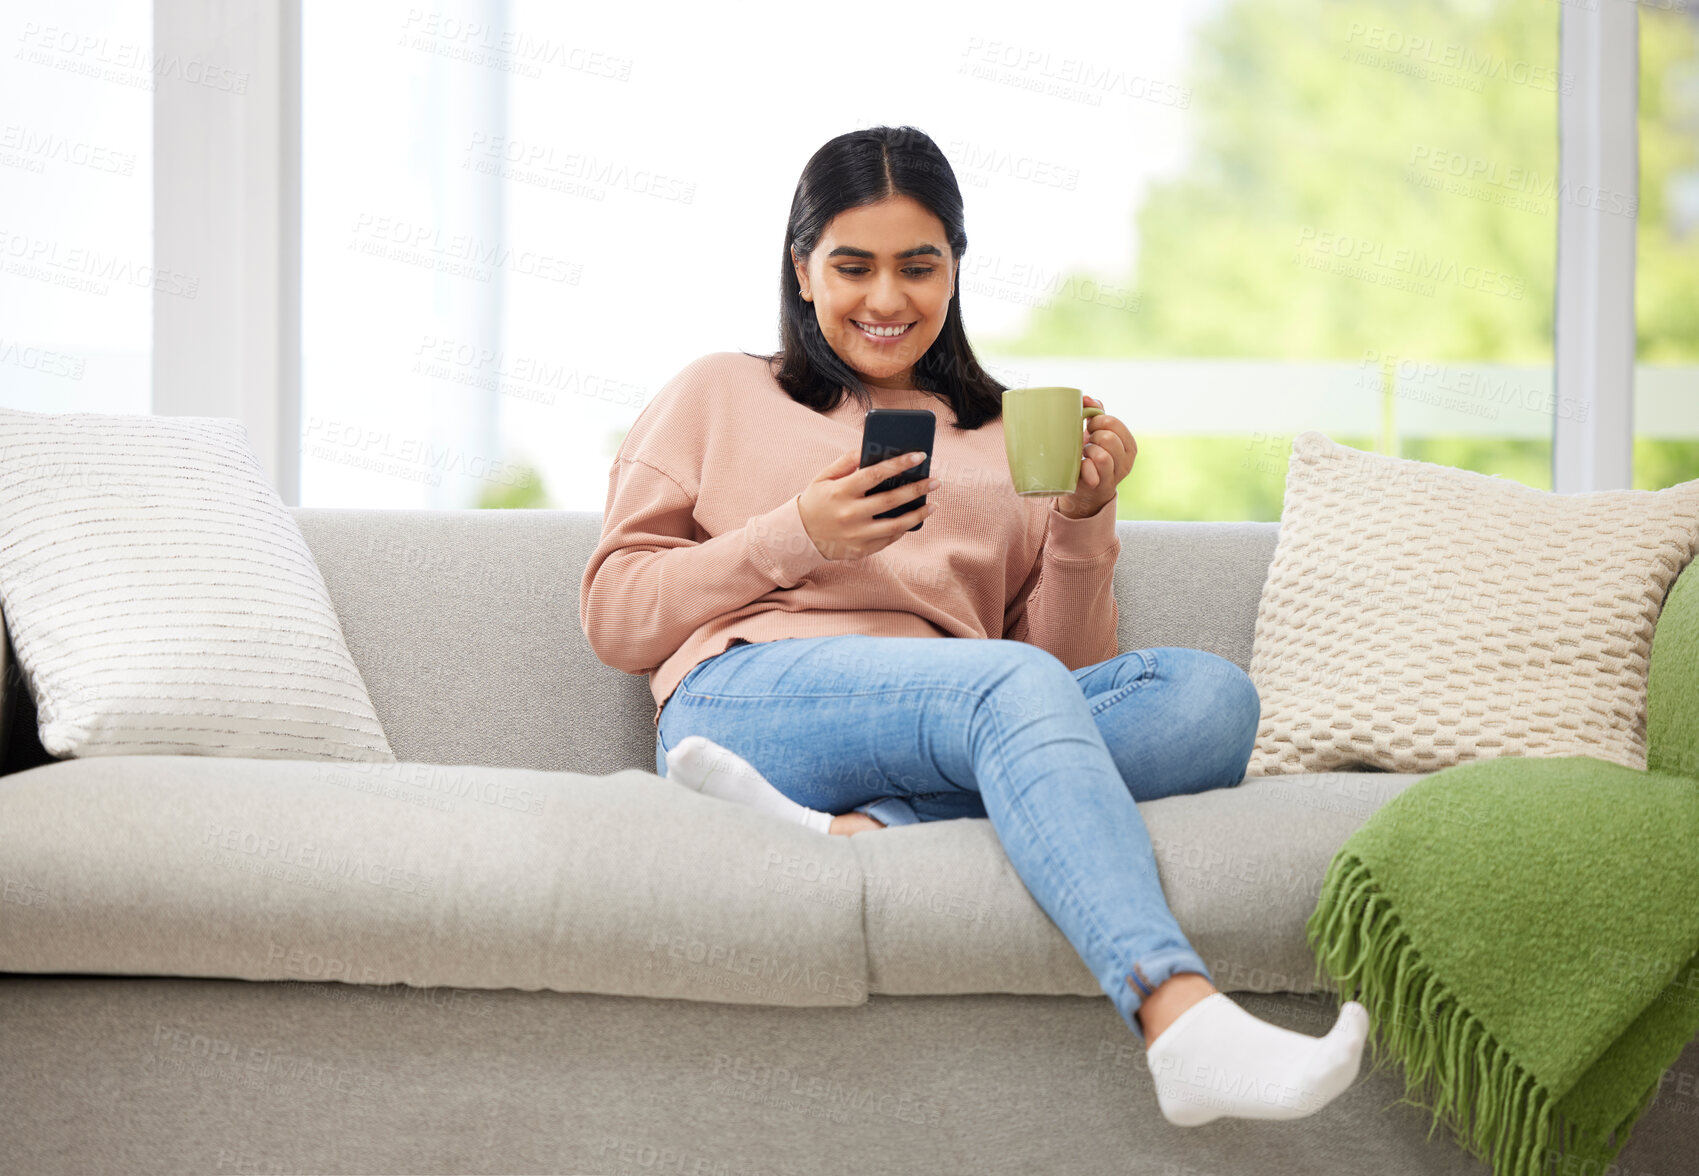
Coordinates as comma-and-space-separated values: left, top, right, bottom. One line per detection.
0, 0, 153, 415
994, 0, 1563, 518
289, 2, 1684, 517
12, 4, 1679, 514
1635, 4, 1699, 490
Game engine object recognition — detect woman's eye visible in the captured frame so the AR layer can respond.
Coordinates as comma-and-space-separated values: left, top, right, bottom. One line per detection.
835, 267, 936, 277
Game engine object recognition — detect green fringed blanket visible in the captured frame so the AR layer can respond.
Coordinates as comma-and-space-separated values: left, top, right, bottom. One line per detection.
1306, 563, 1699, 1176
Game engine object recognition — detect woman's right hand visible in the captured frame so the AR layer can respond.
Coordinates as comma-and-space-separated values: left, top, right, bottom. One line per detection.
797, 448, 936, 561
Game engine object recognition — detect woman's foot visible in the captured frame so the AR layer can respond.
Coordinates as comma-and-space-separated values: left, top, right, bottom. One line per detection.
828, 812, 886, 836
1140, 975, 1370, 1126
664, 735, 835, 833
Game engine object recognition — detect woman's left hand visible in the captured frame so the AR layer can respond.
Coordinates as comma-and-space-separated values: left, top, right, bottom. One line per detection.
1054, 395, 1137, 520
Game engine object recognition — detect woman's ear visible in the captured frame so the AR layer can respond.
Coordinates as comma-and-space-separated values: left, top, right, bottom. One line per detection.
791, 248, 811, 302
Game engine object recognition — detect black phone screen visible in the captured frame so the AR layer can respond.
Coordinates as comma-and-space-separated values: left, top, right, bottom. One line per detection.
860, 409, 936, 531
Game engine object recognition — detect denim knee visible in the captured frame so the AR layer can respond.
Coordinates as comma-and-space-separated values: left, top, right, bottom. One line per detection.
981, 639, 1077, 721
1169, 648, 1260, 776
1217, 655, 1262, 750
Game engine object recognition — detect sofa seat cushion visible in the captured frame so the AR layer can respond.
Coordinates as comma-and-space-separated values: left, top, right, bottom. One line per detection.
853, 769, 1428, 999
0, 755, 869, 1008
0, 755, 1426, 1008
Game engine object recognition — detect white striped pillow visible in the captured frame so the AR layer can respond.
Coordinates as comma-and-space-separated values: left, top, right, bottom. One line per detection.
0, 408, 396, 762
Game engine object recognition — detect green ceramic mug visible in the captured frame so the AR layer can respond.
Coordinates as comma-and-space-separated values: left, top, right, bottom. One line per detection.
1003, 386, 1106, 496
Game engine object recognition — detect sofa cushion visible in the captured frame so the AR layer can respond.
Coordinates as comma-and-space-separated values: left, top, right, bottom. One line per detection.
1248, 431, 1699, 775
291, 509, 1281, 778
1113, 520, 1279, 673
0, 751, 1419, 1007
0, 409, 395, 763
291, 508, 638, 777
851, 769, 1427, 1000
0, 754, 868, 1007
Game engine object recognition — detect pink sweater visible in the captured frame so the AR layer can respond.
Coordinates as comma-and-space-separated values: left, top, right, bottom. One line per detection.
579, 351, 1122, 730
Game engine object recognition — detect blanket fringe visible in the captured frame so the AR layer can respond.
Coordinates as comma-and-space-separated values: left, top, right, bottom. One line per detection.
1306, 853, 1628, 1176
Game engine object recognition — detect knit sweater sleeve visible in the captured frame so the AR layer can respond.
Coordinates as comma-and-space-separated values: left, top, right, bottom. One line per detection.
1002, 497, 1121, 670
579, 455, 830, 675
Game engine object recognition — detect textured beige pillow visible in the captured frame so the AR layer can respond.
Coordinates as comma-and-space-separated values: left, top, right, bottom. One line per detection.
1247, 431, 1699, 775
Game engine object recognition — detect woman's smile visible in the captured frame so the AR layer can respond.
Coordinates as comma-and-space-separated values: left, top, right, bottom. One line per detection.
851, 319, 917, 343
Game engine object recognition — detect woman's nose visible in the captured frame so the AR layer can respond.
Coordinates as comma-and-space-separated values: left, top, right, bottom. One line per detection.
864, 272, 906, 315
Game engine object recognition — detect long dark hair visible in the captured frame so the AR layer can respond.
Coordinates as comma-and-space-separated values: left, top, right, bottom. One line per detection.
743, 125, 1007, 432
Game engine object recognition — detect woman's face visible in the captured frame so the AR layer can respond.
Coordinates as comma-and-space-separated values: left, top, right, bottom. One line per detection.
791, 195, 957, 392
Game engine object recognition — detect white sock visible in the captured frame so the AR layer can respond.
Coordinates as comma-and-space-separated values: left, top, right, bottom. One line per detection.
1144, 993, 1370, 1126
665, 735, 835, 834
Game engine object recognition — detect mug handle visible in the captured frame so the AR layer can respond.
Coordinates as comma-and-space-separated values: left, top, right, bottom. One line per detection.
1083, 406, 1105, 419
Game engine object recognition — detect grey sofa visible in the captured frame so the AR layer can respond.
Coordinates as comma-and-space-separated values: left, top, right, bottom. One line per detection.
1, 508, 1694, 1176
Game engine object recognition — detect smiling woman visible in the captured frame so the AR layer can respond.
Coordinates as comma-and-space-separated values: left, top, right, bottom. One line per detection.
580, 124, 1369, 1126
759, 126, 1009, 429
791, 199, 953, 384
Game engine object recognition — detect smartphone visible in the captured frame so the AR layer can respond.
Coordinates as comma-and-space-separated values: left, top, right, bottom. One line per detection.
860, 409, 936, 531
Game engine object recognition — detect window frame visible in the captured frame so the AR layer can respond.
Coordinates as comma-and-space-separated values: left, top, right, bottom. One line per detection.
1553, 0, 1638, 492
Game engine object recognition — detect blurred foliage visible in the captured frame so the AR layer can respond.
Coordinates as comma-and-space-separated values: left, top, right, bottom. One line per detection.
979, 0, 1699, 517
1638, 7, 1699, 366
1131, 433, 1561, 522
473, 462, 552, 509
1637, 439, 1699, 490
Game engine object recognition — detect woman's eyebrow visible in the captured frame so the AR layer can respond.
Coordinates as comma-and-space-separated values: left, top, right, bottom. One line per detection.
825, 244, 945, 260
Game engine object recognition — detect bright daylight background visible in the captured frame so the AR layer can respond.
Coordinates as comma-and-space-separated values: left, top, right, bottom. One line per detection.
3, 0, 1697, 518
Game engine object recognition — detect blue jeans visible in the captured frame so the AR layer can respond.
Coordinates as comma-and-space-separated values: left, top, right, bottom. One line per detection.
654, 634, 1260, 1045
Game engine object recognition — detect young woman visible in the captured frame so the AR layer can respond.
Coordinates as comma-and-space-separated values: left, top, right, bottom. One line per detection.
579, 125, 1368, 1128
